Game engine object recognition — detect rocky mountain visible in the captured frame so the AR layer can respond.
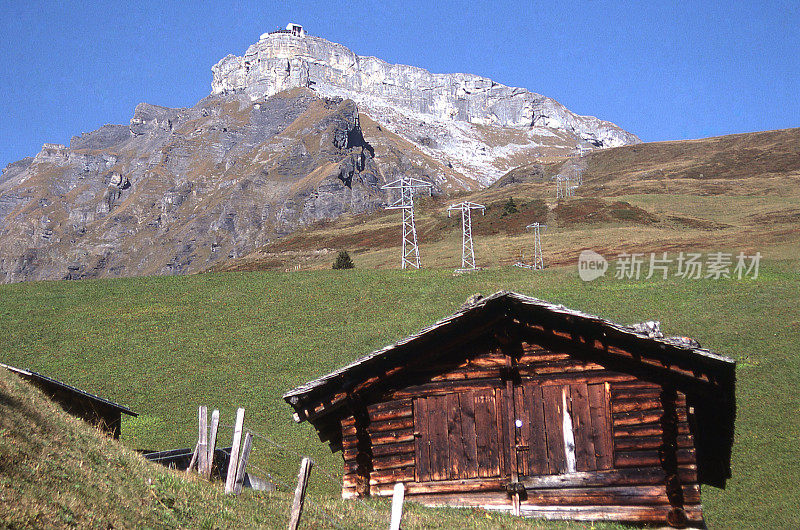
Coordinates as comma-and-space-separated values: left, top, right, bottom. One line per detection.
0, 25, 639, 283
213, 26, 640, 185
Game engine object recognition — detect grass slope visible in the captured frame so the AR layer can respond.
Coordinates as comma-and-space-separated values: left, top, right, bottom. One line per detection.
217, 128, 800, 273
0, 362, 607, 529
1, 260, 799, 528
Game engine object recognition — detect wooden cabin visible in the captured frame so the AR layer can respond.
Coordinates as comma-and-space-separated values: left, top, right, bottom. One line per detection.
1, 363, 137, 438
284, 292, 735, 527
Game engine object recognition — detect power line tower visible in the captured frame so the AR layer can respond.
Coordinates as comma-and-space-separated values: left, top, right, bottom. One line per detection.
572, 145, 591, 185
526, 222, 547, 269
556, 176, 575, 199
447, 201, 485, 271
381, 176, 433, 269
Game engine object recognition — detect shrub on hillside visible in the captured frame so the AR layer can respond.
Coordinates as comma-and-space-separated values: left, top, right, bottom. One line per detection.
501, 197, 518, 216
332, 250, 355, 269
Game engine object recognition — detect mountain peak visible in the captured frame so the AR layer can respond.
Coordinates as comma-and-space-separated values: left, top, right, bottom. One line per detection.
211, 28, 639, 154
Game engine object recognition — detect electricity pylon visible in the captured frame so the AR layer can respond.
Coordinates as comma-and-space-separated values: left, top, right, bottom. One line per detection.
556, 176, 575, 199
381, 176, 433, 269
447, 201, 485, 271
526, 222, 547, 269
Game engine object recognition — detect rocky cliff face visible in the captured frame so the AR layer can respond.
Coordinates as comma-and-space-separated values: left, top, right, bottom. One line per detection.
212, 30, 639, 183
0, 88, 471, 283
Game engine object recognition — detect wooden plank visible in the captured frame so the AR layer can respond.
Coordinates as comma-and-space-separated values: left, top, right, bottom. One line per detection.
521, 467, 665, 489
406, 491, 511, 508
518, 504, 693, 522
197, 406, 208, 478
207, 409, 220, 478
224, 408, 245, 494
367, 407, 413, 423
369, 466, 415, 485
612, 398, 663, 413
561, 386, 577, 474
288, 457, 312, 530
366, 416, 414, 433
429, 395, 449, 481
369, 428, 415, 445
504, 381, 518, 482
615, 448, 696, 468
389, 378, 504, 399
610, 380, 662, 393
367, 398, 413, 415
588, 383, 613, 470
459, 391, 479, 479
525, 485, 670, 506
535, 372, 636, 386
542, 385, 566, 474
389, 483, 405, 530
372, 476, 504, 496
475, 390, 500, 477
613, 409, 666, 426
232, 432, 253, 495
513, 385, 531, 476
521, 359, 607, 376
370, 441, 415, 458
524, 383, 548, 476
185, 442, 199, 475
413, 397, 430, 482
494, 387, 507, 476
518, 351, 572, 364
570, 383, 596, 471
429, 368, 503, 381
446, 393, 466, 479
372, 453, 415, 471
614, 434, 694, 451
613, 422, 690, 438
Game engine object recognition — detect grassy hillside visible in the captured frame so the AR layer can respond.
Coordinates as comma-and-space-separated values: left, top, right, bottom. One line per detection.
1, 260, 798, 528
0, 359, 608, 529
217, 128, 800, 273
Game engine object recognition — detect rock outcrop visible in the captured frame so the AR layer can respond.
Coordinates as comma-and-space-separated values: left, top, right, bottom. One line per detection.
0, 88, 467, 283
212, 29, 639, 183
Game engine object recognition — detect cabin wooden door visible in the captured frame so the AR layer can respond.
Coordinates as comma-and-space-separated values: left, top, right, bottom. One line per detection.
413, 389, 505, 482
412, 382, 613, 483
510, 381, 613, 478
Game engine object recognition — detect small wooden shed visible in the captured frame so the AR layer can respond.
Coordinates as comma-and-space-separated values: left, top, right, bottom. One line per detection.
1, 363, 138, 438
284, 292, 735, 527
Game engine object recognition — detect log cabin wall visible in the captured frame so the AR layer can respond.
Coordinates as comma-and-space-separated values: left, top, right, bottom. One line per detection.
338, 340, 704, 526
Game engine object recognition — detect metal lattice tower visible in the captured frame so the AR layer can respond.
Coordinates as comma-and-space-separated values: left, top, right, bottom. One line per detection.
381, 176, 433, 269
447, 201, 485, 271
556, 176, 575, 199
526, 222, 547, 269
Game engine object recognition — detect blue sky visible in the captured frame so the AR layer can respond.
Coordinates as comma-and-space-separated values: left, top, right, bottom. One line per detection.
1, 1, 798, 169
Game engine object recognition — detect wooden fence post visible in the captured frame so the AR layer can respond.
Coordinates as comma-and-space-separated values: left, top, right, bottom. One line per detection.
185, 442, 199, 475
389, 482, 405, 530
197, 406, 208, 477
224, 408, 245, 494
206, 409, 220, 479
288, 457, 312, 530
233, 432, 253, 495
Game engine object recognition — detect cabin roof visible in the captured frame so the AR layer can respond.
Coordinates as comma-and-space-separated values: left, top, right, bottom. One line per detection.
1, 362, 138, 416
284, 291, 734, 416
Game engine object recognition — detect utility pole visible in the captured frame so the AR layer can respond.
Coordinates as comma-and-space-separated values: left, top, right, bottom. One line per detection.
526, 222, 547, 269
447, 201, 485, 271
382, 176, 433, 269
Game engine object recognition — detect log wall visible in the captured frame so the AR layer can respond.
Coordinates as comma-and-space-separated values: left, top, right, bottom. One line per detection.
338, 340, 704, 526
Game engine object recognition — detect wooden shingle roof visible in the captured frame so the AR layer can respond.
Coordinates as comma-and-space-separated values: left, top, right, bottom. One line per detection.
1, 363, 138, 416
284, 291, 735, 421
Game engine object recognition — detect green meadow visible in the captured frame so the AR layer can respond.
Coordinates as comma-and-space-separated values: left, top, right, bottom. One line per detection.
1, 259, 798, 528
